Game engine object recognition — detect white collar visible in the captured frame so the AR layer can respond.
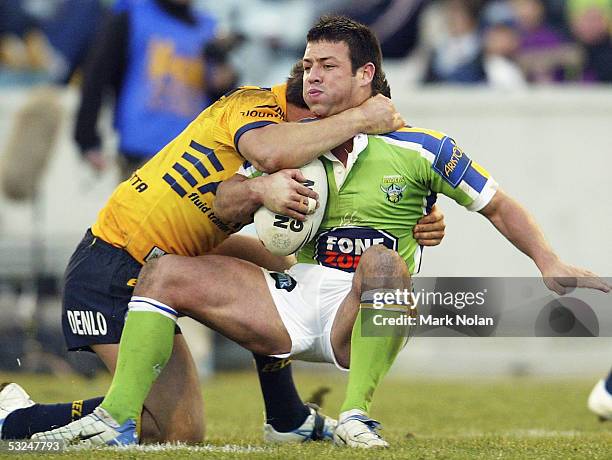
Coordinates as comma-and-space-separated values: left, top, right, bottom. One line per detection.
322, 133, 369, 170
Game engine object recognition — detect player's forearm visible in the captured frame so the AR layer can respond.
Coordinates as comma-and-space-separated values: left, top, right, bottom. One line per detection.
212, 235, 296, 271
214, 174, 263, 225
480, 189, 559, 272
240, 108, 367, 173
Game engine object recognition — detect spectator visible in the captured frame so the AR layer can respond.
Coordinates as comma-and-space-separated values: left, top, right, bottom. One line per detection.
481, 21, 527, 88
567, 0, 612, 82
0, 0, 106, 85
423, 0, 486, 84
336, 0, 427, 59
74, 0, 237, 180
508, 0, 583, 82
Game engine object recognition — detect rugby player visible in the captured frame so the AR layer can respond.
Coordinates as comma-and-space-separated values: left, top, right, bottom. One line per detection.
0, 69, 413, 443
32, 15, 610, 449
0, 36, 448, 443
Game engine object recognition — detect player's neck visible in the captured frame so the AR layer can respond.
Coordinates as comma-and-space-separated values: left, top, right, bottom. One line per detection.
286, 104, 314, 122
331, 139, 353, 167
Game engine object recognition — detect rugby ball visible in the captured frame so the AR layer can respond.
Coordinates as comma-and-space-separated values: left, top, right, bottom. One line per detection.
254, 159, 328, 256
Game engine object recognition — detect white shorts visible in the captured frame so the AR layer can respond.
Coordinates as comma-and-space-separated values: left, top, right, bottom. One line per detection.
261, 263, 353, 370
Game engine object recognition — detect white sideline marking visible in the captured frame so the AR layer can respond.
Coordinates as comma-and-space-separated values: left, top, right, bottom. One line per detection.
65, 443, 266, 453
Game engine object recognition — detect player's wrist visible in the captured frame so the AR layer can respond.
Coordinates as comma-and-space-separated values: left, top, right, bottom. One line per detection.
534, 251, 560, 273
342, 106, 368, 134
247, 176, 266, 207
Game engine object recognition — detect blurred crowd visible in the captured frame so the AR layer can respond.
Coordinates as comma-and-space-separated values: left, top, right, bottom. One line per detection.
0, 0, 610, 375
2, 0, 612, 90
0, 0, 610, 193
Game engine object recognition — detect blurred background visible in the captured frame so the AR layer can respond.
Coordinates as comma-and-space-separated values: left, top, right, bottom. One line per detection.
0, 0, 610, 381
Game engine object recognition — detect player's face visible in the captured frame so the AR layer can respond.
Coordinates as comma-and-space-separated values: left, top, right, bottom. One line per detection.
302, 40, 363, 118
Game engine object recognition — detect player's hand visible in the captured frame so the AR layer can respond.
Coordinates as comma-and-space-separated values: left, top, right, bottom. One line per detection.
355, 94, 405, 134
261, 169, 318, 221
84, 149, 107, 172
413, 205, 446, 246
540, 259, 611, 295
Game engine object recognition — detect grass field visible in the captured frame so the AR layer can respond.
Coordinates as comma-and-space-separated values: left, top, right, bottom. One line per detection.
1, 371, 611, 459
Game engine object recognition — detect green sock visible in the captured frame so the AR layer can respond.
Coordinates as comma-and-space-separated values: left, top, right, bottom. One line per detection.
340, 307, 407, 414
101, 310, 176, 424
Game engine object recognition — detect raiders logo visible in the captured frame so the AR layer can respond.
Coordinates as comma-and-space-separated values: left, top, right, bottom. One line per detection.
380, 183, 407, 203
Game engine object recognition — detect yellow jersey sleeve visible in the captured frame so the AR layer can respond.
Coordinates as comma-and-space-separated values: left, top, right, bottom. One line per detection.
92, 85, 288, 263
223, 86, 287, 153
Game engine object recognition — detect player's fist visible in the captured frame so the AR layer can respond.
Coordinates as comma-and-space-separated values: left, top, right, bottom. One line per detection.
413, 205, 446, 246
356, 94, 405, 134
260, 169, 319, 221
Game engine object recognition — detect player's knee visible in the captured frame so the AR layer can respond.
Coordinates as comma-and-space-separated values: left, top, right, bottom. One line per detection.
356, 245, 409, 290
140, 403, 205, 444
164, 417, 205, 444
334, 345, 351, 370
135, 255, 184, 303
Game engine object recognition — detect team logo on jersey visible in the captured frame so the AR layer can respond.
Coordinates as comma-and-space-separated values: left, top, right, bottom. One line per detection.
380, 175, 407, 203
269, 272, 297, 292
315, 226, 398, 272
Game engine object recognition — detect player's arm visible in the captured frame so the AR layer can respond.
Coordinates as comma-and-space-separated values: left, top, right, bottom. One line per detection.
214, 172, 317, 226
238, 95, 405, 173
211, 234, 296, 271
479, 189, 610, 294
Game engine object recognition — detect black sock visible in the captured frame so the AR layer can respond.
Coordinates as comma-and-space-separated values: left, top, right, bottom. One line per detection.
252, 353, 309, 432
605, 367, 612, 394
1, 397, 104, 439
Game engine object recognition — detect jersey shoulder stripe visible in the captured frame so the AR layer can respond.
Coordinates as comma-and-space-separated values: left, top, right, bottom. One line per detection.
379, 129, 444, 158
378, 127, 474, 188
234, 121, 277, 154
462, 162, 488, 193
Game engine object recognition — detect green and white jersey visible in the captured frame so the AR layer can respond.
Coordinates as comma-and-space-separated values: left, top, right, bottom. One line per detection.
240, 126, 498, 274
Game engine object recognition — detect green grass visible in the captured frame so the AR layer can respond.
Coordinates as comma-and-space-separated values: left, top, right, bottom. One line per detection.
1, 371, 611, 459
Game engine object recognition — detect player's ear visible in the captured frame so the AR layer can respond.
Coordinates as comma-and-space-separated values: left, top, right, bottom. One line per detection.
357, 62, 375, 88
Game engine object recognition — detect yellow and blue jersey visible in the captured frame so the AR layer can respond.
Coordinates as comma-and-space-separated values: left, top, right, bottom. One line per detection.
92, 85, 288, 263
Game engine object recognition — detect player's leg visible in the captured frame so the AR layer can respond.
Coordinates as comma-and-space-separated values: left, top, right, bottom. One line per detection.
330, 245, 412, 448
137, 254, 293, 355
588, 366, 612, 421
38, 254, 292, 445
210, 235, 317, 438
1, 230, 112, 440
0, 385, 102, 440
92, 339, 204, 443
28, 230, 202, 444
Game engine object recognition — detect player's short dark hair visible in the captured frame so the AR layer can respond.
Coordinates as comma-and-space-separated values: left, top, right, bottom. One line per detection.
306, 15, 390, 98
286, 61, 309, 109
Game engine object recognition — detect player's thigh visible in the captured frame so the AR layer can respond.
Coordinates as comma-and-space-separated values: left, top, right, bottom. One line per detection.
142, 254, 291, 356
91, 336, 204, 443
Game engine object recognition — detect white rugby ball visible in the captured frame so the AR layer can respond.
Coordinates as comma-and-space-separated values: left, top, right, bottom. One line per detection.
254, 159, 328, 256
